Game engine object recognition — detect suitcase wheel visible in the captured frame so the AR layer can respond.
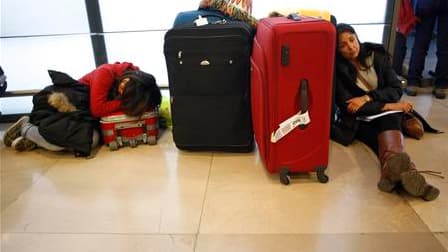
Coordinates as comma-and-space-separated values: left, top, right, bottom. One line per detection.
147, 136, 157, 145
316, 166, 329, 183
279, 167, 291, 185
129, 139, 138, 148
108, 141, 119, 151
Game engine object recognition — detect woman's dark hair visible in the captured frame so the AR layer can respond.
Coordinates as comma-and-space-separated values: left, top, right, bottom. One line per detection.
336, 23, 388, 70
336, 23, 372, 70
118, 70, 162, 117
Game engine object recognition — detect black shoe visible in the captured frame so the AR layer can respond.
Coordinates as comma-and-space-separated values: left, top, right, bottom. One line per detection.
432, 88, 446, 99
404, 86, 418, 96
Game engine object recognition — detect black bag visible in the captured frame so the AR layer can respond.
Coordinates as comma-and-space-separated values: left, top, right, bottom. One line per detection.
0, 66, 7, 97
30, 70, 97, 157
164, 16, 254, 152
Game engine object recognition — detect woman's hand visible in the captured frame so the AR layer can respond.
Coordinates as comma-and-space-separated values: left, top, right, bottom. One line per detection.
383, 101, 413, 113
345, 95, 370, 114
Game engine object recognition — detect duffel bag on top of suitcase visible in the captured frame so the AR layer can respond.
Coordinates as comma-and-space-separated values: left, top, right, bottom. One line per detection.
268, 8, 333, 22
164, 13, 255, 152
251, 14, 336, 184
100, 110, 159, 151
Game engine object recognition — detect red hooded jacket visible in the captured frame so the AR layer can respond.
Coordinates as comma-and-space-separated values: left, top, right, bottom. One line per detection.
78, 62, 139, 117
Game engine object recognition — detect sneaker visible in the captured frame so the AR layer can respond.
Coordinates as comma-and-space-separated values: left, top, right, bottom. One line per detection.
432, 88, 446, 99
404, 86, 418, 96
3, 116, 29, 147
11, 136, 37, 152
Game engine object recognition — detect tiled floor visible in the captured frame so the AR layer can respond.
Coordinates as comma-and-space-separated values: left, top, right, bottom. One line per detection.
1, 89, 447, 252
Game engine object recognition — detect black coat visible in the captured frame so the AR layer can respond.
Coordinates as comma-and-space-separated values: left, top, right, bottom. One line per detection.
30, 70, 97, 157
331, 43, 403, 145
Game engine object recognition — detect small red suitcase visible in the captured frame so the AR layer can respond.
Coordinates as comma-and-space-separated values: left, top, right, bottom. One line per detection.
251, 15, 336, 184
100, 110, 159, 150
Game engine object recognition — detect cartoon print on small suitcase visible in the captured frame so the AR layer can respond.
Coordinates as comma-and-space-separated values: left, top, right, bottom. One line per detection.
100, 110, 158, 150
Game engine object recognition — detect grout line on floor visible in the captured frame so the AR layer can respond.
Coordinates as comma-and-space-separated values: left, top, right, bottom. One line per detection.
193, 152, 214, 251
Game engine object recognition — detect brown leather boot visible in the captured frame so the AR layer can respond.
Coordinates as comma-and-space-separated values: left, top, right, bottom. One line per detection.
377, 130, 411, 192
401, 162, 442, 201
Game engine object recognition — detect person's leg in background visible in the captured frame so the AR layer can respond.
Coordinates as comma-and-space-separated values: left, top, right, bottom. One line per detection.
393, 32, 409, 87
406, 1, 437, 96
393, 32, 408, 76
432, 1, 448, 99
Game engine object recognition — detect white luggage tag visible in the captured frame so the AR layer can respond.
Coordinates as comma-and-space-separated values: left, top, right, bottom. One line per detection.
270, 111, 310, 143
270, 79, 311, 143
194, 15, 209, 26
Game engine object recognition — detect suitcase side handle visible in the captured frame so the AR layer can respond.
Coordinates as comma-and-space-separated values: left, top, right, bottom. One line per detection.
299, 79, 309, 129
270, 79, 311, 143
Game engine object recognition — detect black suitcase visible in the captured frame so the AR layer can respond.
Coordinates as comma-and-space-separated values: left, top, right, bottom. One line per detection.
164, 17, 254, 152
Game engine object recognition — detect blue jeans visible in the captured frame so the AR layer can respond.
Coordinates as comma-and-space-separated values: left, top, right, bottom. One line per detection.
407, 0, 448, 88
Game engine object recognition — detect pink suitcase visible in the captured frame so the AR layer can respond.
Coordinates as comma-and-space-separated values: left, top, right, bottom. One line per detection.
251, 15, 336, 184
100, 110, 159, 150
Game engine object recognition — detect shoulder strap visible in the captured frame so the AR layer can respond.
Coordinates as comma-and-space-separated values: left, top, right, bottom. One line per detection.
357, 73, 375, 91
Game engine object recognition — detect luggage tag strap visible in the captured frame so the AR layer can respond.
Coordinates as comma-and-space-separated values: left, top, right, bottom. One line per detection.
271, 79, 310, 143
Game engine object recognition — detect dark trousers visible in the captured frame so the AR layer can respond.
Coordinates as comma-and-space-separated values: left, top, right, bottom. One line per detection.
408, 0, 448, 88
355, 113, 403, 155
393, 32, 408, 76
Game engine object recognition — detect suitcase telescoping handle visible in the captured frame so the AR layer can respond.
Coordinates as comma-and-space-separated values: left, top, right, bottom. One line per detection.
287, 13, 301, 21
270, 79, 311, 143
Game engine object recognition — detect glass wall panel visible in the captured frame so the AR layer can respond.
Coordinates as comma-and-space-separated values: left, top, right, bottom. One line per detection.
104, 31, 167, 87
1, 35, 96, 91
352, 24, 385, 44
100, 0, 388, 31
1, 0, 392, 116
99, 0, 389, 86
253, 0, 387, 23
99, 1, 199, 31
1, 0, 89, 36
0, 97, 33, 115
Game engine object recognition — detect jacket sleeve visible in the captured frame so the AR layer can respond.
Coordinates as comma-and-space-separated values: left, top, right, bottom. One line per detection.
89, 67, 121, 117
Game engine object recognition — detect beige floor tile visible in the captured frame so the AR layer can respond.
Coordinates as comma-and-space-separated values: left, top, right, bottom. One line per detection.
1, 92, 447, 250
1, 233, 195, 252
1, 137, 212, 234
196, 233, 446, 252
435, 232, 448, 251
402, 122, 448, 232
1, 148, 61, 211
200, 143, 429, 234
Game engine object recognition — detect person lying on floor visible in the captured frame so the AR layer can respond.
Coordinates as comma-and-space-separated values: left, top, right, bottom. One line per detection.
3, 62, 161, 156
